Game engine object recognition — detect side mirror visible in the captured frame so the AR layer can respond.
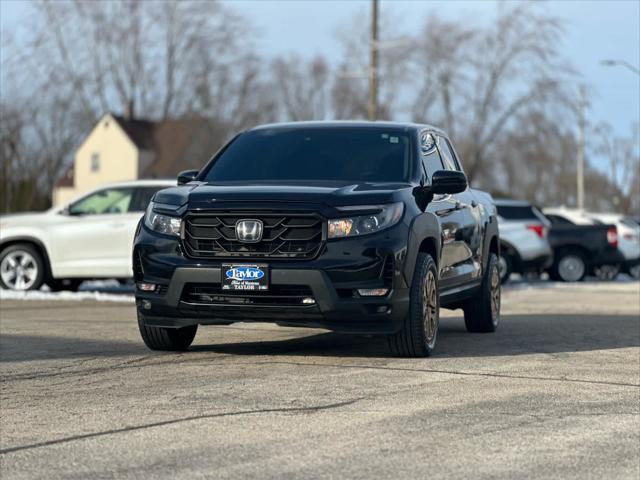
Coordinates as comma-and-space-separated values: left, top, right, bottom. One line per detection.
431, 170, 467, 194
177, 169, 199, 185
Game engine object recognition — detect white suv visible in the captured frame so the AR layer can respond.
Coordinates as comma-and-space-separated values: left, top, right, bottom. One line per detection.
0, 180, 174, 291
494, 200, 553, 283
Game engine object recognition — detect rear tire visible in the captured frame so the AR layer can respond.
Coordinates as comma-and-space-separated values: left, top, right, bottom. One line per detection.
550, 249, 586, 282
387, 253, 439, 357
137, 311, 198, 351
463, 253, 500, 333
0, 243, 45, 291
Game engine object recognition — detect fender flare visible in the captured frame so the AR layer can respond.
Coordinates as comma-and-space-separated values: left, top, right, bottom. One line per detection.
481, 215, 500, 272
403, 212, 442, 284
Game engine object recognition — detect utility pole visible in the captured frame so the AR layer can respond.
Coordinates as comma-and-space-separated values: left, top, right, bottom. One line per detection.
368, 0, 379, 121
577, 85, 587, 210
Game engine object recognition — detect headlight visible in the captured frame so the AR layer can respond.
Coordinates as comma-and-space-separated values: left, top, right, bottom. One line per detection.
328, 202, 404, 239
144, 201, 181, 236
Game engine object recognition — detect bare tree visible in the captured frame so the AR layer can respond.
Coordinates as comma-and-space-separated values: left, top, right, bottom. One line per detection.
410, 4, 573, 185
592, 122, 640, 214
271, 54, 331, 121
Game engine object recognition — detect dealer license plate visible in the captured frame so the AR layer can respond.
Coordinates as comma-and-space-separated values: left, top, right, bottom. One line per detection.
222, 264, 269, 291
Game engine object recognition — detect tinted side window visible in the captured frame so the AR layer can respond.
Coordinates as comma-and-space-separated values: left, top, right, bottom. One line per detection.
420, 132, 445, 180
438, 137, 460, 171
130, 187, 165, 212
496, 205, 539, 220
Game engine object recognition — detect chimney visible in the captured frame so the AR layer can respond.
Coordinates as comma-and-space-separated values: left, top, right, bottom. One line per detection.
124, 99, 135, 120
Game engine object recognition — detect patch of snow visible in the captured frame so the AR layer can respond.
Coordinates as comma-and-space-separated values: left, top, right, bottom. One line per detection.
0, 288, 134, 303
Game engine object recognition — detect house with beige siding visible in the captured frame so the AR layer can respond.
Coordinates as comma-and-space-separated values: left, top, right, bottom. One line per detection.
53, 112, 219, 206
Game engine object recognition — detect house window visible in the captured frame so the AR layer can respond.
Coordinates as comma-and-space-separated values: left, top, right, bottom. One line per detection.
91, 153, 100, 172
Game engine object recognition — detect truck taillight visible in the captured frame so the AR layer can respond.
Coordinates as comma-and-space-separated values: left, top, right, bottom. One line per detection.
526, 224, 546, 239
606, 226, 618, 248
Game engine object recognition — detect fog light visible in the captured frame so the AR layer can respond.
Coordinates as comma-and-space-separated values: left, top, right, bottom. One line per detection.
357, 288, 389, 297
302, 297, 316, 304
376, 306, 390, 313
141, 300, 152, 310
137, 282, 156, 292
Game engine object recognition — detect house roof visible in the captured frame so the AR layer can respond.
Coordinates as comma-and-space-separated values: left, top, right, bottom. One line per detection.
111, 115, 220, 178
111, 115, 156, 150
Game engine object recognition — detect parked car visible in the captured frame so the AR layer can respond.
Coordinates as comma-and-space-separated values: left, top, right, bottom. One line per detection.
542, 207, 624, 282
134, 121, 501, 357
0, 180, 174, 291
494, 199, 552, 283
587, 213, 640, 279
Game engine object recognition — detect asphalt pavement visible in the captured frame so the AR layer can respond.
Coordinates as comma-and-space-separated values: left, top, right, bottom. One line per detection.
1, 282, 639, 479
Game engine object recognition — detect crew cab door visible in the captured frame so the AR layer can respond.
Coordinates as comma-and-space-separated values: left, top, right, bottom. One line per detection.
420, 132, 481, 289
435, 136, 483, 288
50, 187, 138, 278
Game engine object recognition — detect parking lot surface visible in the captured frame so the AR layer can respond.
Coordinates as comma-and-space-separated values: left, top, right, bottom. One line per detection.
1, 282, 639, 479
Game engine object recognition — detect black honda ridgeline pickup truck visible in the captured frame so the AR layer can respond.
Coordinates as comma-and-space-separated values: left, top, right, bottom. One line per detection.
133, 122, 500, 357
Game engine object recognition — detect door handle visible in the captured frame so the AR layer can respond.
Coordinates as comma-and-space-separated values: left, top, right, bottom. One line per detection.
455, 201, 463, 210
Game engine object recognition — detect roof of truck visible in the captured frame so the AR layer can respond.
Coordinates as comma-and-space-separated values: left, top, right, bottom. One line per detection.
249, 121, 446, 135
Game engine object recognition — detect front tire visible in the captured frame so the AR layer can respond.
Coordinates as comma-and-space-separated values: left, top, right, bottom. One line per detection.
47, 279, 83, 292
0, 243, 45, 291
463, 253, 500, 333
388, 253, 439, 357
137, 311, 198, 351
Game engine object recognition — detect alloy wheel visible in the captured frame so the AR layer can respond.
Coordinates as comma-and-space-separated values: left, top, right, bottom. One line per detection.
0, 250, 39, 291
422, 270, 438, 348
557, 255, 585, 282
490, 262, 501, 326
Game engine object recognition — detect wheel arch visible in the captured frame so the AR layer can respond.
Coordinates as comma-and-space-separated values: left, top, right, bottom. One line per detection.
554, 244, 591, 265
0, 237, 54, 280
481, 215, 500, 272
404, 212, 442, 284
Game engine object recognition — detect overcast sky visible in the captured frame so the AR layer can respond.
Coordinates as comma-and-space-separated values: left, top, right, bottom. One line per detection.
2, 0, 639, 155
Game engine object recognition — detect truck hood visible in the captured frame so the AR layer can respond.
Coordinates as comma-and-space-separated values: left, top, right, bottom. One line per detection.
154, 181, 413, 209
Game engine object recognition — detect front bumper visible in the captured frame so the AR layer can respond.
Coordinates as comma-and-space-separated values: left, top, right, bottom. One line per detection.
133, 219, 412, 334
135, 266, 410, 334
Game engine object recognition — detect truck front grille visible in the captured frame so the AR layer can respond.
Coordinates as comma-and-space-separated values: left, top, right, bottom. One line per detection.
182, 211, 324, 260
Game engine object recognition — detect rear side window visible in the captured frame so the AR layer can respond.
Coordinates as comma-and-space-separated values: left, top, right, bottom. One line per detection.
496, 205, 540, 220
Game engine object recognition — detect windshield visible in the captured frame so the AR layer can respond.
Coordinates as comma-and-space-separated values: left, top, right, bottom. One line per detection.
201, 127, 413, 183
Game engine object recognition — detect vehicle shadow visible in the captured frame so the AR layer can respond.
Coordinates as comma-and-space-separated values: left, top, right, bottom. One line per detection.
2, 313, 637, 363
193, 313, 640, 359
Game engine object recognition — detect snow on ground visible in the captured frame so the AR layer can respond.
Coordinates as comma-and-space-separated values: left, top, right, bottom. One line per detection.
0, 287, 134, 303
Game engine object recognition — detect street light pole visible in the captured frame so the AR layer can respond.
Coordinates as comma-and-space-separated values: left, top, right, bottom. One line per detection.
368, 0, 379, 121
601, 59, 640, 76
577, 85, 587, 210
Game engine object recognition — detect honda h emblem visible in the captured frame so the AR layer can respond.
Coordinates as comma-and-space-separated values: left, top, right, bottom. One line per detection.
235, 219, 263, 243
